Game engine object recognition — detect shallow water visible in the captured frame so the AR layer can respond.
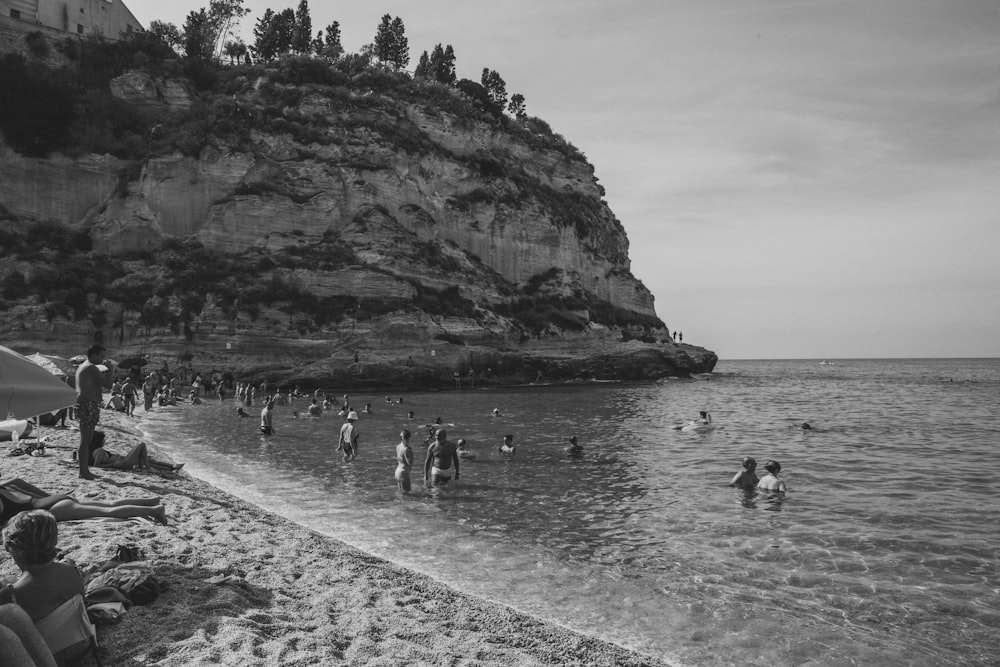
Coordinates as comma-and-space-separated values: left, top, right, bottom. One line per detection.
138, 359, 1000, 666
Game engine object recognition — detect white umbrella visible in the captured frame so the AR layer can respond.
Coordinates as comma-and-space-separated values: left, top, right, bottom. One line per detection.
0, 345, 77, 420
26, 352, 72, 378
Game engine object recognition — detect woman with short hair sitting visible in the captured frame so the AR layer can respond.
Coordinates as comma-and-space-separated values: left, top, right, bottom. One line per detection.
0, 511, 97, 665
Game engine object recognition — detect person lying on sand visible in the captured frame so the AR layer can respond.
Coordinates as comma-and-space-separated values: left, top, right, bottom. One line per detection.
89, 431, 184, 474
0, 476, 167, 526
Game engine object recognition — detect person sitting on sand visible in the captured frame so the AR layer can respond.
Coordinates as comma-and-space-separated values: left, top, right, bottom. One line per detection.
456, 438, 475, 460
729, 457, 759, 490
308, 399, 322, 417
0, 477, 167, 525
88, 431, 184, 474
566, 435, 583, 456
0, 510, 96, 665
757, 460, 787, 494
424, 429, 459, 487
498, 434, 516, 456
395, 430, 413, 492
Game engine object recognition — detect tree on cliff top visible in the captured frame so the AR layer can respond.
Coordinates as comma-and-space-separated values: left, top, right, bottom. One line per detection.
374, 14, 409, 71
292, 0, 313, 55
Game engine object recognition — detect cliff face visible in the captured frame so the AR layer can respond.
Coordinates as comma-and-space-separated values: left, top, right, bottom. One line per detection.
0, 62, 717, 385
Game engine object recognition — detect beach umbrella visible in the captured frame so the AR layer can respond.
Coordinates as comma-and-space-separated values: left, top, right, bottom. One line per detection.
0, 345, 78, 420
26, 353, 70, 378
117, 355, 148, 370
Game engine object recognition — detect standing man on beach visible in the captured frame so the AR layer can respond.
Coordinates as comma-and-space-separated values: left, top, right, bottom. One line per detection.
75, 344, 112, 480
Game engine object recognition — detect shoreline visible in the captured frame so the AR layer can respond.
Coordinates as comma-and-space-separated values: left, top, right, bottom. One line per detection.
2, 410, 676, 666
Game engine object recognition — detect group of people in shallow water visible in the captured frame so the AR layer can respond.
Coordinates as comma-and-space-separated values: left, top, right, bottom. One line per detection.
730, 457, 786, 494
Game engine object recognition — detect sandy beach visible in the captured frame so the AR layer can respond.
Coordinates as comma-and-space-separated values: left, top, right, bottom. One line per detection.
1, 410, 670, 667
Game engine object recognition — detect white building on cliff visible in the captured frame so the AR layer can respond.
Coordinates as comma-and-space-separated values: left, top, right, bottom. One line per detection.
2, 0, 141, 40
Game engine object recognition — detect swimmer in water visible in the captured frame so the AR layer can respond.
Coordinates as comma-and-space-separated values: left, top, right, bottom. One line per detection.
424, 428, 459, 487
308, 399, 322, 417
801, 422, 812, 431
236, 407, 248, 417
407, 410, 415, 420
498, 434, 516, 456
566, 435, 583, 456
729, 456, 759, 490
492, 408, 501, 418
395, 429, 413, 492
456, 438, 475, 459
757, 460, 786, 494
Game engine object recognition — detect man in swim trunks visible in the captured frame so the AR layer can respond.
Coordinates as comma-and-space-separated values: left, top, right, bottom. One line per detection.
75, 344, 112, 480
424, 429, 459, 487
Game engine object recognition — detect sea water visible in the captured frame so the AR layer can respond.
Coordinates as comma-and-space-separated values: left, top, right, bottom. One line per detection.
137, 359, 1000, 666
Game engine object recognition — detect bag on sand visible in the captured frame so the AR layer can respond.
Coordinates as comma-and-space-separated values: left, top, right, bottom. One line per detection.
86, 561, 165, 606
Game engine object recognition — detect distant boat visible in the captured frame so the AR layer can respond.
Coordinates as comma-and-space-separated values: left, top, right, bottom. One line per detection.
819, 360, 834, 365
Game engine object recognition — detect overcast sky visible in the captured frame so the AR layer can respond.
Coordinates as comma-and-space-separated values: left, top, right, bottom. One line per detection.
128, 0, 1000, 359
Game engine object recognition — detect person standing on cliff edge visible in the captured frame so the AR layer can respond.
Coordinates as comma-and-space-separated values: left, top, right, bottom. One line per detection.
75, 344, 112, 480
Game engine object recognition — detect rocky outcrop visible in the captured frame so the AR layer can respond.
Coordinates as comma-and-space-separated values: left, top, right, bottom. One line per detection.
0, 63, 717, 384
109, 70, 193, 111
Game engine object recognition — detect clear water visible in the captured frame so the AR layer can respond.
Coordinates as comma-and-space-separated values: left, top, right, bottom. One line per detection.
138, 359, 1000, 666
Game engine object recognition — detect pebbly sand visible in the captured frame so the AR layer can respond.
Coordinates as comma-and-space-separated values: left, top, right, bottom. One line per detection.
1, 410, 672, 666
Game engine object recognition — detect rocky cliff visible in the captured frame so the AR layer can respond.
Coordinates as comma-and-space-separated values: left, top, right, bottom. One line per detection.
0, 51, 716, 387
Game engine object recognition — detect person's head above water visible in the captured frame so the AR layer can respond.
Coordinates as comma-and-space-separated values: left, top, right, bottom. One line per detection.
763, 460, 781, 474
742, 456, 757, 471
569, 436, 578, 445
801, 422, 812, 430
699, 411, 708, 419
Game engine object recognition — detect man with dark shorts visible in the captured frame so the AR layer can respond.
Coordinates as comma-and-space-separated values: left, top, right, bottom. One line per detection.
75, 344, 112, 480
424, 428, 459, 487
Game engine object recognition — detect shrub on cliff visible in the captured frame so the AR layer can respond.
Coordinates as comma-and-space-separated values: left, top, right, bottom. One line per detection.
0, 54, 75, 156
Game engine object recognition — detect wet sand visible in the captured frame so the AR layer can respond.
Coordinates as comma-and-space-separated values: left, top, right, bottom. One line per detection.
1, 410, 672, 666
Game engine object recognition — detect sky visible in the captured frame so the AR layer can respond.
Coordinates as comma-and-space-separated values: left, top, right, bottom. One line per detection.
126, 0, 1000, 359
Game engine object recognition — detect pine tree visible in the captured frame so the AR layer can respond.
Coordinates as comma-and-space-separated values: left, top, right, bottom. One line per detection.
414, 50, 430, 78
508, 93, 526, 119
373, 14, 394, 66
320, 21, 342, 59
183, 9, 213, 61
390, 16, 409, 71
481, 68, 508, 110
292, 0, 312, 54
252, 9, 277, 61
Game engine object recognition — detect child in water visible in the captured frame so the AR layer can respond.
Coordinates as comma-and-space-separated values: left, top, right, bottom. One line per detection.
729, 457, 759, 490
